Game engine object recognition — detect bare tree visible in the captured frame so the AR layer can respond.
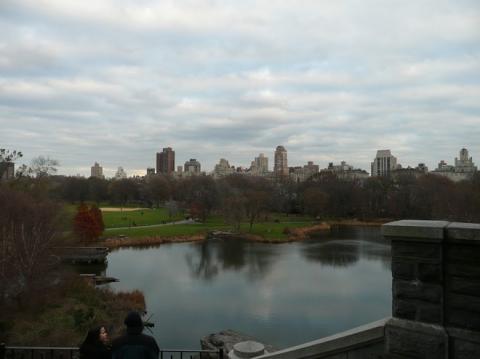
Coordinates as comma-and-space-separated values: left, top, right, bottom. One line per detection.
0, 187, 65, 306
30, 156, 59, 178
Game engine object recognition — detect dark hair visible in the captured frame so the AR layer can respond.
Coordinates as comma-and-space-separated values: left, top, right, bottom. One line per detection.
80, 326, 107, 353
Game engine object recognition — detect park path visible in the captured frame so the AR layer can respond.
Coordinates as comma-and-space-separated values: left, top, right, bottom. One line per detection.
104, 219, 196, 231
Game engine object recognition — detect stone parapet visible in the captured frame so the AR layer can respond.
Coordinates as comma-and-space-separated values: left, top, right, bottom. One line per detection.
382, 220, 480, 359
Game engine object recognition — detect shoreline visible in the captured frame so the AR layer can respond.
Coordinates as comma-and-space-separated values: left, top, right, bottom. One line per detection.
103, 234, 205, 249
101, 220, 388, 249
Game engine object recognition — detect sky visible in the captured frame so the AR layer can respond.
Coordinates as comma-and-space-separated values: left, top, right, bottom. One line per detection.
1, 0, 479, 177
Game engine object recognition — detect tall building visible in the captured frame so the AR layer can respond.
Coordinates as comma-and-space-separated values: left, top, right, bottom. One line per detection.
322, 161, 369, 181
254, 153, 269, 174
90, 162, 104, 178
184, 158, 201, 174
371, 150, 398, 177
432, 148, 477, 182
156, 147, 175, 175
213, 158, 235, 178
455, 148, 477, 173
289, 161, 320, 182
274, 146, 288, 177
114, 167, 127, 179
0, 162, 14, 181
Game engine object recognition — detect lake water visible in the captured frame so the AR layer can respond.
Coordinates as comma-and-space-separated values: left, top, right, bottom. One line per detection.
105, 226, 391, 350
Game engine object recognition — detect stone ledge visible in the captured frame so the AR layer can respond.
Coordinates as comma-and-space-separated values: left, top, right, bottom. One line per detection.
382, 220, 449, 241
255, 318, 388, 359
446, 222, 480, 242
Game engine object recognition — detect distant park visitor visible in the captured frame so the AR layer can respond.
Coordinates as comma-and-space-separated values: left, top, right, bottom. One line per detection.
112, 311, 160, 359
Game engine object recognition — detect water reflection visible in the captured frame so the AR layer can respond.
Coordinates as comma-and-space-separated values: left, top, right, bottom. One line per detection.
301, 240, 360, 267
302, 226, 391, 269
185, 239, 278, 281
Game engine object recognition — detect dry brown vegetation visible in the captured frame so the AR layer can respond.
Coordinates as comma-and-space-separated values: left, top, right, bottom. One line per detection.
103, 234, 205, 249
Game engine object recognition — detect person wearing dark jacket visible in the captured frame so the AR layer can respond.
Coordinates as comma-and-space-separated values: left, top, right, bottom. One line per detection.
112, 311, 160, 359
79, 326, 112, 359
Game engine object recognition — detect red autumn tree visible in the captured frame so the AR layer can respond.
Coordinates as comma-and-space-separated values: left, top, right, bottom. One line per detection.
90, 204, 105, 232
73, 203, 104, 244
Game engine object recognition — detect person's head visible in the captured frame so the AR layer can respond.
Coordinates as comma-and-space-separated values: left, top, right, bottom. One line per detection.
124, 311, 144, 334
80, 326, 109, 350
99, 326, 108, 343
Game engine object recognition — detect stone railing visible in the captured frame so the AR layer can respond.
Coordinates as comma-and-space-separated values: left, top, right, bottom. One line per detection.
382, 220, 480, 359
254, 318, 388, 359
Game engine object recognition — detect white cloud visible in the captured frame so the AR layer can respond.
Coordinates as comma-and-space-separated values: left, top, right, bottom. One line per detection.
1, 0, 479, 176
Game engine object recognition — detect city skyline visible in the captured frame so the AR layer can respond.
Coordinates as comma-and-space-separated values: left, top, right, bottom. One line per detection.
1, 1, 479, 177
26, 145, 476, 179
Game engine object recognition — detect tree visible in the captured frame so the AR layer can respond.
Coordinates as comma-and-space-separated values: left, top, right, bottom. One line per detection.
30, 156, 59, 178
109, 178, 139, 207
144, 175, 170, 208
73, 204, 104, 244
87, 177, 109, 204
0, 187, 65, 305
244, 190, 269, 231
302, 187, 329, 219
62, 177, 89, 203
222, 195, 246, 231
180, 177, 218, 222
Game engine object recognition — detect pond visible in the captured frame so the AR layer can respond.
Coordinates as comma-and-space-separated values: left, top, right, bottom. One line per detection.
105, 226, 391, 349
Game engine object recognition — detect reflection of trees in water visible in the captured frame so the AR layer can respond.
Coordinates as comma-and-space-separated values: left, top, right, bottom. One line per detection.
185, 240, 219, 281
359, 240, 391, 271
185, 239, 276, 281
301, 238, 391, 270
301, 241, 360, 268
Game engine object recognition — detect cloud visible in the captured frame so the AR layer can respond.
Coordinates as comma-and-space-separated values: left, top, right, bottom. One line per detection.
1, 0, 479, 176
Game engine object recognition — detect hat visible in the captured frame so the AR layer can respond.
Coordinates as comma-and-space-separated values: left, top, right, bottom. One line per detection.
124, 311, 143, 328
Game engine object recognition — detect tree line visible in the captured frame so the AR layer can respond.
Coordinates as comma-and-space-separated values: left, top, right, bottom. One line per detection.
3, 170, 480, 223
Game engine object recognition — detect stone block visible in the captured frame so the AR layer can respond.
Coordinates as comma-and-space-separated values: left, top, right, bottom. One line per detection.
446, 263, 480, 279
385, 319, 447, 359
418, 263, 442, 283
446, 244, 480, 263
392, 261, 416, 280
447, 309, 480, 331
346, 341, 385, 359
448, 326, 480, 359
447, 293, 480, 313
448, 276, 480, 297
382, 220, 449, 240
446, 222, 480, 241
417, 304, 443, 324
394, 280, 442, 304
452, 338, 480, 359
391, 242, 441, 262
393, 299, 416, 320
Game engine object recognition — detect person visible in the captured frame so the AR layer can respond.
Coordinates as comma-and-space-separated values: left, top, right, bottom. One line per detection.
112, 311, 160, 359
79, 325, 112, 359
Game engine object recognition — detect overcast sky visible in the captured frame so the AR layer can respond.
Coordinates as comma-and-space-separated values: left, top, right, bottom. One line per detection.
1, 0, 479, 177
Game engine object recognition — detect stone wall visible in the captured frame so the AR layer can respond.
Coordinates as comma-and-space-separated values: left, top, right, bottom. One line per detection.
382, 220, 480, 359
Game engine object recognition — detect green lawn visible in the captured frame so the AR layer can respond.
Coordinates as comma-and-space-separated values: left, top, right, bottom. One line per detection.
104, 215, 314, 240
105, 217, 229, 238
239, 221, 316, 239
102, 208, 184, 228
